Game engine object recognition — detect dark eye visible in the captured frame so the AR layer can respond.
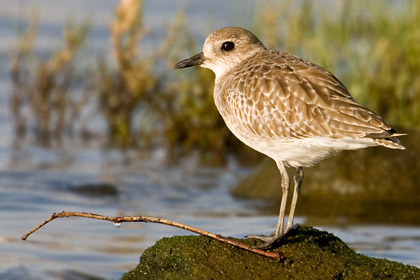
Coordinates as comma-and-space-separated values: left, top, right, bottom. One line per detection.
221, 41, 235, 51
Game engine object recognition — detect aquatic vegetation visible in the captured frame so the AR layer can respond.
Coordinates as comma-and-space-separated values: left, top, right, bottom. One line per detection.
10, 15, 89, 146
9, 0, 420, 160
252, 0, 420, 129
95, 0, 157, 148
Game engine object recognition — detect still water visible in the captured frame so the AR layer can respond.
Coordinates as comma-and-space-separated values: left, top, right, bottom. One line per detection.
1, 150, 419, 279
1, 149, 419, 279
0, 1, 419, 279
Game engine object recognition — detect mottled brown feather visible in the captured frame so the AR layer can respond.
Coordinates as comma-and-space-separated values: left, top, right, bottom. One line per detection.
217, 50, 403, 148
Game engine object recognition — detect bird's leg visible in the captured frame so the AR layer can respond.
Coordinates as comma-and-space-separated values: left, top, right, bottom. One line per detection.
275, 160, 290, 239
247, 160, 290, 248
284, 167, 304, 235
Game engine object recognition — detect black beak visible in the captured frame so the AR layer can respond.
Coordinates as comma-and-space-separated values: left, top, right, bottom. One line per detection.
174, 52, 205, 69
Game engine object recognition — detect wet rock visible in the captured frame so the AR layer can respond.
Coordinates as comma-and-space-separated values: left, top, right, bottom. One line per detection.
232, 129, 420, 224
122, 226, 420, 280
69, 182, 119, 197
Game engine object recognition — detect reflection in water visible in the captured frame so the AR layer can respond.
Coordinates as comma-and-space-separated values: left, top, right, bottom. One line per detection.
0, 148, 419, 279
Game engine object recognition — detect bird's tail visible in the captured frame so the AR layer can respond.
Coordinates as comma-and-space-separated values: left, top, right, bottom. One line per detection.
373, 136, 406, 150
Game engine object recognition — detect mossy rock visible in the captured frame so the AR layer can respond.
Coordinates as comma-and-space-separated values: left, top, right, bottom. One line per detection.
122, 226, 420, 280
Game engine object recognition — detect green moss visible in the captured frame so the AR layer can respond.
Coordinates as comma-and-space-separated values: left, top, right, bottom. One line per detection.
122, 226, 420, 280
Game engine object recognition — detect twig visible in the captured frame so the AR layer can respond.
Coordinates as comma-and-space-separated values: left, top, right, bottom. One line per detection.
22, 211, 284, 262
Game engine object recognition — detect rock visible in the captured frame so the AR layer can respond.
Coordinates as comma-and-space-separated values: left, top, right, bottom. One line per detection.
69, 182, 119, 197
122, 226, 420, 280
232, 129, 420, 224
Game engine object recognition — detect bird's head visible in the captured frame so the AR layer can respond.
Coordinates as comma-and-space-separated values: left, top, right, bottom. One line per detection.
175, 27, 266, 78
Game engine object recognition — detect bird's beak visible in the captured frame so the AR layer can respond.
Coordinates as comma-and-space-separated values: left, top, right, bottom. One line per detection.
175, 52, 205, 69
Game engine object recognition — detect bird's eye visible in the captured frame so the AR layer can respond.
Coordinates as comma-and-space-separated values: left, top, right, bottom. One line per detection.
221, 41, 235, 51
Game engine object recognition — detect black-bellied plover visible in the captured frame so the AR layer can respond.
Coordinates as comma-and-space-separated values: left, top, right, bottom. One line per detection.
175, 27, 405, 248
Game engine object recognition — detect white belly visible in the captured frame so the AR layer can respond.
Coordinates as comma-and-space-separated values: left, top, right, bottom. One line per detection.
222, 115, 376, 168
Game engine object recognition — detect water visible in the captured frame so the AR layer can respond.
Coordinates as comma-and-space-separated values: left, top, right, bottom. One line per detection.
1, 159, 419, 279
0, 152, 258, 279
0, 1, 419, 279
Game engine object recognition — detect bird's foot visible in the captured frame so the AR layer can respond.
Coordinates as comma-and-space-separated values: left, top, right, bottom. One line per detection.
245, 233, 281, 249
246, 224, 300, 249
284, 223, 300, 236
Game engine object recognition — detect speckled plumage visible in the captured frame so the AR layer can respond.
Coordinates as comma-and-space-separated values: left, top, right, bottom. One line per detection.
214, 49, 404, 167
175, 27, 405, 247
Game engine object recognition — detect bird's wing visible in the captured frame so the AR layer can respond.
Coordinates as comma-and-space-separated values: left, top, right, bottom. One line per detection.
223, 52, 395, 141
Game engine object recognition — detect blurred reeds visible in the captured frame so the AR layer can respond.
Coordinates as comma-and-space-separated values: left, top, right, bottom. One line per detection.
10, 15, 89, 146
9, 0, 420, 163
253, 0, 420, 128
95, 0, 156, 148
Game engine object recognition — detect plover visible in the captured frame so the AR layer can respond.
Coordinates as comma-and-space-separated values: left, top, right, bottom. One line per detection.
175, 27, 405, 248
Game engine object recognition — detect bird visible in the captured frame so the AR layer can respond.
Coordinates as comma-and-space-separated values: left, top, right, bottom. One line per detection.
174, 27, 405, 248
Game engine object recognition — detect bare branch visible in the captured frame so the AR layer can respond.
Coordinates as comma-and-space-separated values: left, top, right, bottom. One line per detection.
22, 211, 284, 262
